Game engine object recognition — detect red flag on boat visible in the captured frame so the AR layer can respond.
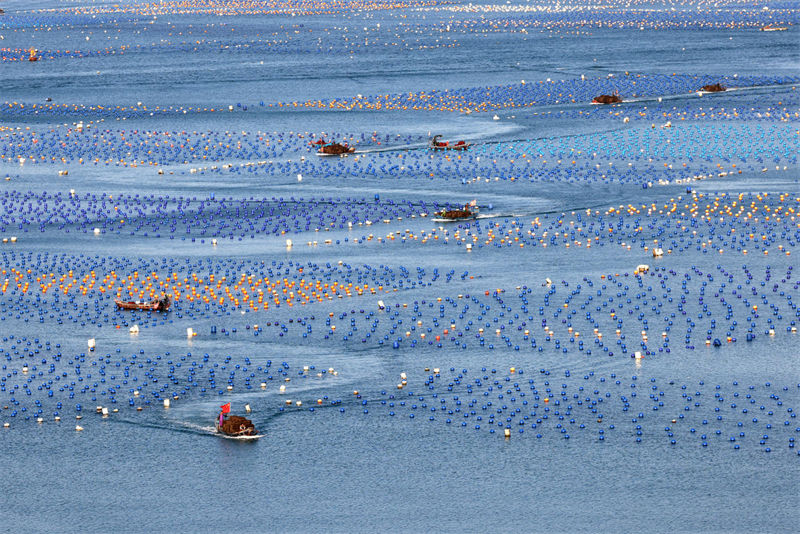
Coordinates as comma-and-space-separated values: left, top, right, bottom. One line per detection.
220, 402, 231, 414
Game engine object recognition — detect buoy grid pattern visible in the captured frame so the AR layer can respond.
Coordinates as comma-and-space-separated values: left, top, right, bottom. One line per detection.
1, 1, 797, 31
0, 1, 797, 463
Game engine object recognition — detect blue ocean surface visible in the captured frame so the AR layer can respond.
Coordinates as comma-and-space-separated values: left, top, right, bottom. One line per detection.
0, 1, 799, 532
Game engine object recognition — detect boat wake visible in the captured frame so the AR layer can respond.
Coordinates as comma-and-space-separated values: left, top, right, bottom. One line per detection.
188, 422, 263, 440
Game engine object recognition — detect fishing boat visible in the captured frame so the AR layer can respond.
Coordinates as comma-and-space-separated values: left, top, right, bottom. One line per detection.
760, 25, 788, 31
430, 135, 470, 151
28, 48, 38, 62
700, 83, 726, 92
592, 93, 622, 104
433, 201, 478, 221
317, 142, 355, 156
216, 403, 259, 438
215, 415, 258, 437
114, 295, 171, 312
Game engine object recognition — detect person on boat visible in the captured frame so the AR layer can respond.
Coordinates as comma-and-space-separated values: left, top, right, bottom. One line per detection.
431, 135, 448, 148
219, 402, 230, 427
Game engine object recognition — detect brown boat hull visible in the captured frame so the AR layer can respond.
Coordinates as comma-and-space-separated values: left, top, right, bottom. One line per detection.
115, 296, 171, 312
431, 144, 470, 151
317, 143, 355, 156
216, 415, 258, 437
592, 94, 623, 104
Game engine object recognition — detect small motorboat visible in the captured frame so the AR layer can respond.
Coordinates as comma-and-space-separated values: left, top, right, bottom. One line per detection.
317, 142, 355, 156
433, 202, 478, 221
700, 83, 726, 92
216, 415, 258, 437
430, 135, 470, 151
592, 92, 622, 104
115, 295, 171, 312
216, 404, 259, 438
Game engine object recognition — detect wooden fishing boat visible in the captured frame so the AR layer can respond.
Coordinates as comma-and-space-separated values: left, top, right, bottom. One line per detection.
592, 93, 622, 104
317, 142, 355, 156
430, 135, 470, 151
433, 203, 478, 221
114, 295, 171, 312
700, 83, 726, 92
216, 414, 258, 437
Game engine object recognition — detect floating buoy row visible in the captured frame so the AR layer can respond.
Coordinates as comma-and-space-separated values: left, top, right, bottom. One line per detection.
3, 117, 794, 186
0, 349, 338, 425
0, 261, 797, 418
321, 367, 799, 453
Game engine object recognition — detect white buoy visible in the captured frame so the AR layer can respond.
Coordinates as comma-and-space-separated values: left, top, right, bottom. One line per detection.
163, 399, 170, 408
87, 338, 96, 350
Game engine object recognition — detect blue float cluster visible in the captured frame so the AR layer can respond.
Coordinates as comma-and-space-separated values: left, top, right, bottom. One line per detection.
0, 190, 436, 237
348, 367, 799, 453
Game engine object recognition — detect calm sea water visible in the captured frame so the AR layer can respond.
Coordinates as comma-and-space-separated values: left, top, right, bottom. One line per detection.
1, 1, 798, 532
